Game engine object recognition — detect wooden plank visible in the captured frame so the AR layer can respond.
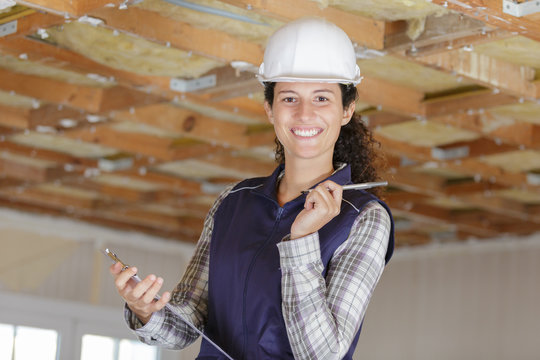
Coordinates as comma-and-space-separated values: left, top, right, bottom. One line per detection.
0, 68, 162, 113
0, 195, 200, 242
2, 11, 63, 38
430, 112, 540, 149
0, 68, 103, 112
357, 76, 425, 115
17, 0, 123, 17
386, 12, 487, 51
358, 110, 412, 129
430, 0, 540, 42
0, 140, 96, 167
64, 123, 223, 161
201, 153, 276, 178
421, 89, 517, 117
0, 152, 66, 182
90, 6, 263, 65
387, 198, 500, 237
0, 36, 174, 97
416, 49, 539, 98
114, 169, 202, 195
220, 0, 388, 49
0, 104, 85, 130
111, 103, 274, 149
376, 131, 535, 190
395, 28, 512, 57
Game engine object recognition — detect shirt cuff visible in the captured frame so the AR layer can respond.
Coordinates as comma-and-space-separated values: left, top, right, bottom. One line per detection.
124, 303, 164, 336
277, 232, 321, 269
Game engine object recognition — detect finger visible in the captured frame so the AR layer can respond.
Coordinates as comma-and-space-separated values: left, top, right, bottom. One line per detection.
141, 276, 164, 304
130, 274, 157, 300
154, 291, 172, 311
109, 262, 123, 275
115, 266, 138, 291
319, 181, 342, 209
312, 185, 334, 210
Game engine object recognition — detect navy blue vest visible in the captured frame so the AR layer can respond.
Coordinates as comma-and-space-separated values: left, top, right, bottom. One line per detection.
196, 164, 394, 360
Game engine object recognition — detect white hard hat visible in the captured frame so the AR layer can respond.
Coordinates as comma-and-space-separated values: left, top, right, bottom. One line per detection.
257, 17, 361, 85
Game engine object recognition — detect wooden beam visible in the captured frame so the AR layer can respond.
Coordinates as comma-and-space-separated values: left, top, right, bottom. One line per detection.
0, 68, 162, 113
0, 152, 67, 182
0, 36, 174, 97
111, 103, 274, 149
430, 0, 540, 42
90, 6, 263, 65
17, 0, 124, 17
416, 49, 539, 99
376, 132, 534, 190
386, 12, 487, 51
421, 89, 517, 117
357, 76, 426, 115
395, 27, 512, 57
0, 140, 96, 167
1, 11, 63, 38
64, 123, 224, 161
0, 104, 84, 129
430, 111, 540, 149
220, 0, 388, 50
0, 195, 200, 242
113, 169, 202, 195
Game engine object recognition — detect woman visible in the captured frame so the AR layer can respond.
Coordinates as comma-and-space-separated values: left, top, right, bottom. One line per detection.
111, 17, 394, 359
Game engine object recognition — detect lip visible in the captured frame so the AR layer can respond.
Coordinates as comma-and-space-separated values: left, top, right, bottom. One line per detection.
290, 127, 323, 138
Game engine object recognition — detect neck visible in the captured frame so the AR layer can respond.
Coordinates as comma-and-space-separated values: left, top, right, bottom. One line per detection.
277, 156, 334, 206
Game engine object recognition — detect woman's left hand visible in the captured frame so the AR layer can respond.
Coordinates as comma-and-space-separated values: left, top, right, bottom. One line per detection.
290, 180, 342, 240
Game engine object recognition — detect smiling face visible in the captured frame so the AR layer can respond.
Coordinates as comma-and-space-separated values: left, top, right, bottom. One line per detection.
264, 82, 355, 164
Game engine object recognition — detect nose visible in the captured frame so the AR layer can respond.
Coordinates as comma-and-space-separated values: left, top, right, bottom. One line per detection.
297, 101, 316, 122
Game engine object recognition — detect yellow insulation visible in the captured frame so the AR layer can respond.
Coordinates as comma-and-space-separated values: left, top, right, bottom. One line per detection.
136, 0, 283, 45
46, 22, 222, 78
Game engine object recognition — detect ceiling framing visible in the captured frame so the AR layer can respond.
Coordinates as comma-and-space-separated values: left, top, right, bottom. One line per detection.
0, 0, 539, 246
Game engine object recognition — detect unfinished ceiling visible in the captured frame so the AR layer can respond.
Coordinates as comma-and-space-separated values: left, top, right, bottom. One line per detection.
0, 0, 539, 246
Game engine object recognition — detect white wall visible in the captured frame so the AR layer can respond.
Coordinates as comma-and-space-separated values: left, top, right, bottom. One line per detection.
356, 235, 540, 360
1, 208, 539, 360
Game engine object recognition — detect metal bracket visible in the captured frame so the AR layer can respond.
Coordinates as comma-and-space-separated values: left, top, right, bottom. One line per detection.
0, 20, 17, 38
431, 146, 470, 160
170, 74, 217, 93
502, 0, 540, 17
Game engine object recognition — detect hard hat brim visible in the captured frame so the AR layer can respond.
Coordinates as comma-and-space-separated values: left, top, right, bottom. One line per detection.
256, 74, 362, 86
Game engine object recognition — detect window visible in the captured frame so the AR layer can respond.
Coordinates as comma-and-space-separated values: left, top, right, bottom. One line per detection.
81, 334, 158, 360
0, 323, 58, 360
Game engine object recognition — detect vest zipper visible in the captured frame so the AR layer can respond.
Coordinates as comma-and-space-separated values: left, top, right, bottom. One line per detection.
240, 205, 284, 360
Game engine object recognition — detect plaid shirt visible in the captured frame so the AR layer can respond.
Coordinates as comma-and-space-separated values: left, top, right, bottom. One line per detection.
127, 185, 391, 359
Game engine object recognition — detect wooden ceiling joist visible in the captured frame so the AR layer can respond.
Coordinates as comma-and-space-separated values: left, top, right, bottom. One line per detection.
416, 50, 540, 99
0, 152, 67, 182
220, 0, 388, 50
111, 103, 274, 149
430, 111, 540, 149
64, 123, 224, 161
90, 6, 263, 65
0, 104, 84, 130
1, 10, 63, 38
0, 68, 161, 113
430, 0, 540, 42
17, 0, 124, 17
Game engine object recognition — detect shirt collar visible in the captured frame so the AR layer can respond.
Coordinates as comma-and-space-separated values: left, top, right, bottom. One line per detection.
255, 163, 352, 200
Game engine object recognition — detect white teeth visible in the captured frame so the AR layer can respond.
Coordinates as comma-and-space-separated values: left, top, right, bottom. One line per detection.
293, 128, 319, 137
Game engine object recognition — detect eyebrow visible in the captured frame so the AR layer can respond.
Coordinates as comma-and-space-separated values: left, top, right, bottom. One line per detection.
277, 89, 335, 95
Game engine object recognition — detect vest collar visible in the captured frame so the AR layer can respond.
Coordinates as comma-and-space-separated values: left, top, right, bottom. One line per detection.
254, 163, 353, 201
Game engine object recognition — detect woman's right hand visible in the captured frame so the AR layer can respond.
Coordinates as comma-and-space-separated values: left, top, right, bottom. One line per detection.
110, 262, 171, 325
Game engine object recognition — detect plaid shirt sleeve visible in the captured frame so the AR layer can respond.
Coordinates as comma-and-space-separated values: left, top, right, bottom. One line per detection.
124, 186, 234, 349
277, 200, 391, 360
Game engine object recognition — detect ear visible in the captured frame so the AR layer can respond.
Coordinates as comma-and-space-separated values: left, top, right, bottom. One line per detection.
341, 102, 355, 126
264, 101, 274, 124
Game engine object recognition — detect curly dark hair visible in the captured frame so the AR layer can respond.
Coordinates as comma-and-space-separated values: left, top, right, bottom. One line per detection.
263, 82, 385, 197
